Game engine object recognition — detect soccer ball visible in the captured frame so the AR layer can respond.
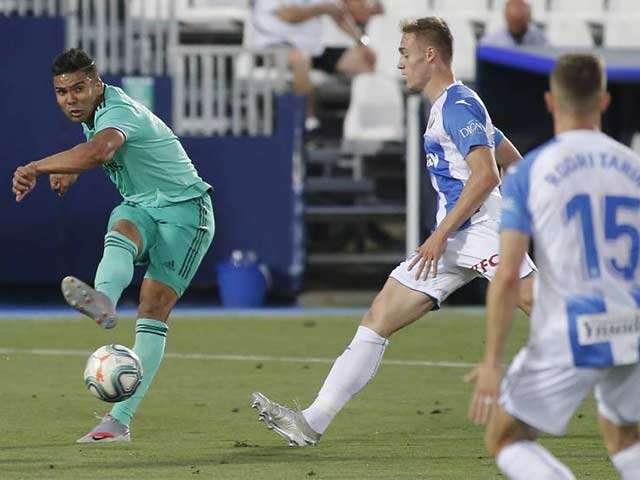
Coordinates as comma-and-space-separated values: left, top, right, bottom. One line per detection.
84, 344, 143, 403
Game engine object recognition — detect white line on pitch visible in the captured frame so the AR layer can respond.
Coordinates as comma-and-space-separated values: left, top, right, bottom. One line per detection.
0, 348, 474, 368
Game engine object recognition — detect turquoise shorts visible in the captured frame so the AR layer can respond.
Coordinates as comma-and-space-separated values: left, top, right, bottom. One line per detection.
107, 194, 215, 297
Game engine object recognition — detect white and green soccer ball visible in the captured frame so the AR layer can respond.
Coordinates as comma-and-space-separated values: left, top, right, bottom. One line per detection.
84, 344, 143, 403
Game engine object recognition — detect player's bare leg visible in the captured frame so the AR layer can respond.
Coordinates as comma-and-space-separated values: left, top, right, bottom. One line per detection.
252, 278, 434, 446
598, 415, 640, 478
485, 406, 575, 479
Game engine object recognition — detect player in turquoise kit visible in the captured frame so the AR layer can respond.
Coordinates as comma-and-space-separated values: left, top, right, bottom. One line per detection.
11, 48, 215, 443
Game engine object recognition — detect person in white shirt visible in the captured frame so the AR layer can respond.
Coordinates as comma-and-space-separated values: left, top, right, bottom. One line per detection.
481, 0, 548, 48
250, 0, 376, 130
468, 53, 640, 480
250, 16, 536, 448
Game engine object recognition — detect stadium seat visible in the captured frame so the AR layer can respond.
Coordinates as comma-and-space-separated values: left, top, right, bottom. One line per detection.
343, 73, 404, 143
549, 0, 604, 20
367, 14, 404, 78
320, 15, 353, 48
545, 16, 594, 47
608, 0, 640, 13
442, 16, 477, 81
383, 0, 430, 17
430, 0, 490, 21
603, 15, 640, 47
483, 8, 505, 37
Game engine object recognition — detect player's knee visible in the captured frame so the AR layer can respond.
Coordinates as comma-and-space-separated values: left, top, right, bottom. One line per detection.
138, 292, 175, 321
138, 300, 171, 321
484, 431, 503, 458
110, 220, 142, 252
361, 303, 392, 338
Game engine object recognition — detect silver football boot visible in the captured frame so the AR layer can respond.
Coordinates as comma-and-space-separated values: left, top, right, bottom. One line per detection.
77, 413, 130, 443
61, 276, 117, 329
250, 392, 321, 447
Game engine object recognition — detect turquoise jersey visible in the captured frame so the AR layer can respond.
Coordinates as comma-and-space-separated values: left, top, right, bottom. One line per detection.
82, 85, 211, 207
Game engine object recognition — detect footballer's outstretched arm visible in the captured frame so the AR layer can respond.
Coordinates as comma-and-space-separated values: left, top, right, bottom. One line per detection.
409, 146, 500, 279
12, 128, 124, 202
31, 128, 125, 175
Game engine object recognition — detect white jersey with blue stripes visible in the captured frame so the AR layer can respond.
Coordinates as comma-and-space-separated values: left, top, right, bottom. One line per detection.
424, 81, 503, 230
501, 129, 640, 368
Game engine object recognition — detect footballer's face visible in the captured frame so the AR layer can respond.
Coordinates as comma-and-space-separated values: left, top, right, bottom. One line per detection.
398, 33, 431, 92
53, 70, 104, 124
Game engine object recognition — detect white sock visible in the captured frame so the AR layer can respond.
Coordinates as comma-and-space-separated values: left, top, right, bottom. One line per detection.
497, 441, 575, 480
303, 325, 388, 434
611, 442, 640, 480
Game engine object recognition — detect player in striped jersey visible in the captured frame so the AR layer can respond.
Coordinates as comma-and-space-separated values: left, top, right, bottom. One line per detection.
251, 17, 536, 447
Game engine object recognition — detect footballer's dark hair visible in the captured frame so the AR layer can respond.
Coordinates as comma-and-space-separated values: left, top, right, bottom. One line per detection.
550, 53, 606, 115
400, 16, 453, 65
51, 48, 98, 78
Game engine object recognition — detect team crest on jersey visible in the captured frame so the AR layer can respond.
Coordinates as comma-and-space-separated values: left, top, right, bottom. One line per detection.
426, 152, 438, 168
102, 161, 123, 173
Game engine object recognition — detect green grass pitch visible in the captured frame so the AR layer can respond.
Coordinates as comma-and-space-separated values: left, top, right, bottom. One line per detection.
0, 310, 615, 479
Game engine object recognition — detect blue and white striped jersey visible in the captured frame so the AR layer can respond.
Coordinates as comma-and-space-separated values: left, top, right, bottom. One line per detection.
424, 81, 504, 230
501, 129, 640, 368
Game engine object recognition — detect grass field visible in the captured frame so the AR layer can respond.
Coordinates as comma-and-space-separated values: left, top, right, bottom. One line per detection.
0, 309, 616, 479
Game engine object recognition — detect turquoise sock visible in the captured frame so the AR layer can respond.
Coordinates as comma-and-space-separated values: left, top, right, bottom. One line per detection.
110, 319, 168, 427
94, 231, 138, 307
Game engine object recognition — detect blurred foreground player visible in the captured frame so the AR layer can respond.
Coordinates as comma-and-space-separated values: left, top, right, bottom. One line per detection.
468, 54, 640, 479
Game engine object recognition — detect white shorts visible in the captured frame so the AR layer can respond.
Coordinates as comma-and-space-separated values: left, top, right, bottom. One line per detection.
389, 220, 535, 307
500, 348, 640, 435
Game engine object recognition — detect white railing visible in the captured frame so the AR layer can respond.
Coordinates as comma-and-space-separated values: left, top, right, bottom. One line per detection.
172, 45, 288, 137
0, 0, 62, 16
3, 1, 291, 137
66, 0, 178, 75
1, 0, 177, 75
406, 94, 422, 256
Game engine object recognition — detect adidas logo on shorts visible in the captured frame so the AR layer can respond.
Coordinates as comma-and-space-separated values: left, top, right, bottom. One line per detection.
163, 260, 175, 271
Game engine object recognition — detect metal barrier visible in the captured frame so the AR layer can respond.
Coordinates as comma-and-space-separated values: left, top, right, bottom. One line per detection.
0, 0, 62, 16
65, 0, 177, 75
3, 1, 290, 137
172, 45, 288, 137
2, 0, 177, 75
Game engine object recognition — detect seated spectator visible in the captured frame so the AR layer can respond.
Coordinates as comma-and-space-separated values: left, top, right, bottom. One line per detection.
481, 0, 548, 48
250, 0, 377, 131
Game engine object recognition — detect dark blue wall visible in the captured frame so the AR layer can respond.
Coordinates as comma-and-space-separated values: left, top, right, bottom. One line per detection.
1, 17, 305, 298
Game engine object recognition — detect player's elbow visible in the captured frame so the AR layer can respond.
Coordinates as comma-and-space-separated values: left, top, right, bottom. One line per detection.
85, 141, 115, 165
479, 169, 500, 191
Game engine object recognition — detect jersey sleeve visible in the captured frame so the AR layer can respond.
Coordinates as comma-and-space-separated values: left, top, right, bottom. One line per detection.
442, 96, 493, 158
494, 126, 504, 148
94, 104, 142, 143
500, 156, 533, 235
